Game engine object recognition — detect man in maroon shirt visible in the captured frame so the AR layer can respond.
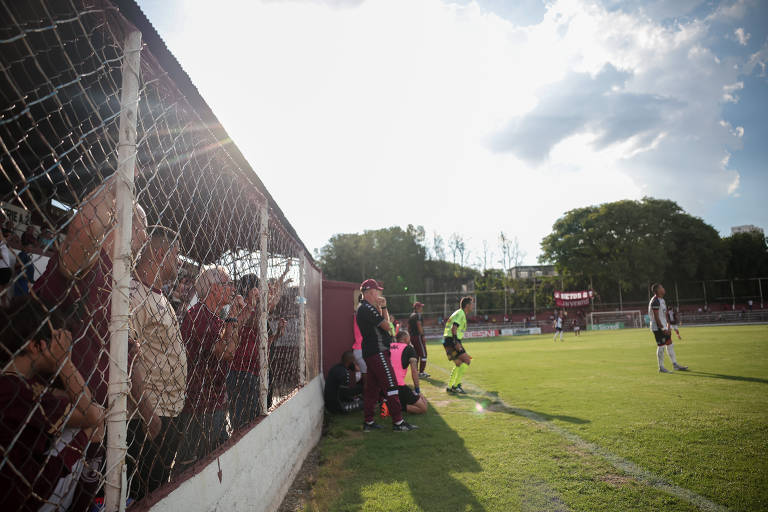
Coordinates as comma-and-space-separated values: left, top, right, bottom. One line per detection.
175, 266, 248, 474
32, 176, 158, 510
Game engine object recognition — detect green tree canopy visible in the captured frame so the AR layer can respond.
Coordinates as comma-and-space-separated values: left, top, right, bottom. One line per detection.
723, 232, 768, 278
539, 198, 726, 303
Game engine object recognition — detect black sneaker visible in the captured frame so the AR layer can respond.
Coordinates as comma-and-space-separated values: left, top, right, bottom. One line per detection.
419, 372, 431, 378
446, 386, 456, 393
454, 384, 467, 394
392, 421, 419, 432
363, 421, 383, 432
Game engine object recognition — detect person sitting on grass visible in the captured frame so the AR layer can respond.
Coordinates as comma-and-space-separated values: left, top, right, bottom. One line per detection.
324, 350, 363, 414
389, 331, 428, 415
0, 297, 104, 511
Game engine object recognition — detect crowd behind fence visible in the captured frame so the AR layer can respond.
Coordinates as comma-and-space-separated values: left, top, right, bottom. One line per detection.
1, 2, 320, 511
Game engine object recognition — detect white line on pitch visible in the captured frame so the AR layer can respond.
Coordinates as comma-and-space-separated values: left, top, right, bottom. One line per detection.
433, 367, 729, 512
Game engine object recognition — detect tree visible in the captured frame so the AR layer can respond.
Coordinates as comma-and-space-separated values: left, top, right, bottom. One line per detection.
539, 197, 726, 304
432, 232, 446, 261
723, 232, 768, 278
448, 233, 466, 266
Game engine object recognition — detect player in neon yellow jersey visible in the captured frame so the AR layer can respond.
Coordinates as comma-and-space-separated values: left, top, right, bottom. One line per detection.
443, 296, 474, 394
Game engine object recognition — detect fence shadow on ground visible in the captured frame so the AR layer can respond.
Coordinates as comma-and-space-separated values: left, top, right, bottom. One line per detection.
321, 406, 485, 512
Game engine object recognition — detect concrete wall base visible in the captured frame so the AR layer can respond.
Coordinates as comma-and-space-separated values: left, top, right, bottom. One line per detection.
150, 375, 324, 512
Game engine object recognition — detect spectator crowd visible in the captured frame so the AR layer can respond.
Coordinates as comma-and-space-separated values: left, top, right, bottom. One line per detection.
1, 179, 295, 510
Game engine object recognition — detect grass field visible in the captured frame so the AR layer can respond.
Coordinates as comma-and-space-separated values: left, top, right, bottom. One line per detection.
305, 325, 768, 511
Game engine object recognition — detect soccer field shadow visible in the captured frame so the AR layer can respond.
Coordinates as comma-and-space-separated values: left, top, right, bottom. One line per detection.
319, 406, 486, 511
674, 370, 768, 385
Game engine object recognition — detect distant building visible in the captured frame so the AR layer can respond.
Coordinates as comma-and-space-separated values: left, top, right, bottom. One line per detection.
509, 265, 558, 279
731, 225, 765, 236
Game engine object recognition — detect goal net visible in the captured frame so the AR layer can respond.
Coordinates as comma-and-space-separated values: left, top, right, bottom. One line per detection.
588, 310, 643, 330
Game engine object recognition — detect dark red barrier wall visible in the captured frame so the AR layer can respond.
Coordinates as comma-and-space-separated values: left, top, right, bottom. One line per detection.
321, 280, 359, 377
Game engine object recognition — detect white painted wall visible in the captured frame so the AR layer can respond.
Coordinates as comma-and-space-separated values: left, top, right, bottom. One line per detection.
150, 375, 324, 512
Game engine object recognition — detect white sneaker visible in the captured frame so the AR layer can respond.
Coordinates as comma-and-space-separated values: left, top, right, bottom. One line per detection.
659, 367, 672, 373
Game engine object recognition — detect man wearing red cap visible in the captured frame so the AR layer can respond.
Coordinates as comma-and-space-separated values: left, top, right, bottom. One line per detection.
356, 279, 418, 432
408, 302, 429, 378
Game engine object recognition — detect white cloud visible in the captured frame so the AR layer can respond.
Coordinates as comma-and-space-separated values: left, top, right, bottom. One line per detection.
722, 81, 744, 102
734, 27, 750, 45
138, 0, 751, 263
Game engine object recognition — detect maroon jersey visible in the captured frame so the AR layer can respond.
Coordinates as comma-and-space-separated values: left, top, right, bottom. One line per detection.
33, 250, 112, 406
0, 374, 88, 511
182, 303, 229, 413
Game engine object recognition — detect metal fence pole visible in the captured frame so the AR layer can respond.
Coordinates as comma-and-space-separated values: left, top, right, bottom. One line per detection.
675, 281, 680, 308
618, 281, 623, 311
759, 278, 764, 309
298, 252, 306, 384
702, 281, 707, 309
258, 203, 269, 414
105, 29, 141, 512
730, 280, 736, 310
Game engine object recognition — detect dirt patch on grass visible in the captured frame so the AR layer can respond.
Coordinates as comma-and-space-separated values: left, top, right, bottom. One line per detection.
277, 447, 321, 512
564, 444, 590, 459
599, 473, 636, 487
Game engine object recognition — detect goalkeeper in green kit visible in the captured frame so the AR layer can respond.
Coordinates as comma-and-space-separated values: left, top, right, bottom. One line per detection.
443, 296, 474, 394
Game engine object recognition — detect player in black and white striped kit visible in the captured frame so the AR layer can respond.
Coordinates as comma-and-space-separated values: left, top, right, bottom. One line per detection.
553, 311, 564, 342
649, 283, 688, 373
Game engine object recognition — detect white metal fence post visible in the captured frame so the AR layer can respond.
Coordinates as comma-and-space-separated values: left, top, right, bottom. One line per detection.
259, 203, 269, 414
299, 252, 306, 384
105, 29, 142, 512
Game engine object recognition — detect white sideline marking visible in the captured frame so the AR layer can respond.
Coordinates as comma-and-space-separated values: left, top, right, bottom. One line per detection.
434, 367, 729, 512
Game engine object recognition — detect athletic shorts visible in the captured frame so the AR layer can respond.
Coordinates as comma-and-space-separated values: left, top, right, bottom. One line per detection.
353, 348, 367, 373
670, 323, 679, 330
443, 337, 466, 361
652, 329, 672, 346
398, 385, 419, 406
555, 327, 562, 332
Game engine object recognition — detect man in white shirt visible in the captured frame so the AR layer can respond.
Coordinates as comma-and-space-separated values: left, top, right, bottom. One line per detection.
127, 226, 186, 499
553, 312, 564, 342
649, 283, 688, 373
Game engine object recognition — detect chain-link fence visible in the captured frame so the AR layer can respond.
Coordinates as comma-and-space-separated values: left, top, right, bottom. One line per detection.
1, 1, 320, 510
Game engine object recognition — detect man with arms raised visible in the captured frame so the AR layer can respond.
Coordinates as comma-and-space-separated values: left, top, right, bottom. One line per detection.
649, 283, 688, 373
356, 279, 417, 432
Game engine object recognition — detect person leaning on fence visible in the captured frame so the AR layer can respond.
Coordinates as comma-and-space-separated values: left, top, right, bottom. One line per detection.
31, 176, 160, 511
0, 297, 104, 511
228, 271, 289, 430
175, 266, 248, 474
126, 226, 186, 501
356, 279, 418, 432
324, 350, 363, 414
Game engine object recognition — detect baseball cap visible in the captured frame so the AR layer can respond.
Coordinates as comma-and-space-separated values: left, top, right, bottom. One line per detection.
360, 278, 383, 291
413, 302, 424, 308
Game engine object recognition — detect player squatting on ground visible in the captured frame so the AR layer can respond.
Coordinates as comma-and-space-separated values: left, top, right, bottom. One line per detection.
649, 283, 688, 373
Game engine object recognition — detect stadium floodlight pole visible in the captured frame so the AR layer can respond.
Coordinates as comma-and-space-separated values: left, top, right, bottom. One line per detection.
533, 276, 536, 317
702, 281, 708, 309
618, 282, 623, 312
730, 280, 736, 310
258, 202, 269, 415
675, 281, 680, 308
759, 278, 764, 308
105, 28, 142, 512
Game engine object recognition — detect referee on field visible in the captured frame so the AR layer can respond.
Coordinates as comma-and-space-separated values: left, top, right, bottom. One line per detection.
356, 279, 418, 432
408, 302, 429, 378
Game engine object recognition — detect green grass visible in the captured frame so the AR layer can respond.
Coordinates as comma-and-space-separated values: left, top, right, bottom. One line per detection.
307, 326, 768, 511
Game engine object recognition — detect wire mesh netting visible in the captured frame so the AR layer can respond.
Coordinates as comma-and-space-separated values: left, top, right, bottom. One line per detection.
1, 1, 320, 510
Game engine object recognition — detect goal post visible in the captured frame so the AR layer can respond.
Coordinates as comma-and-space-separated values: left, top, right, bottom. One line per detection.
587, 310, 643, 330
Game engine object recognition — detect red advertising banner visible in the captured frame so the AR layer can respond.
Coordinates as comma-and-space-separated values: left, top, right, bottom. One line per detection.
554, 290, 593, 308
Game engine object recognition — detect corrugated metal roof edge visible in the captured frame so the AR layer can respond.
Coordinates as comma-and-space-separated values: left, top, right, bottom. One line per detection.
113, 0, 317, 265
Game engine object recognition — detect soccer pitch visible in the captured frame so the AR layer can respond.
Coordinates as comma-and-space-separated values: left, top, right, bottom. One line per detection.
307, 325, 768, 511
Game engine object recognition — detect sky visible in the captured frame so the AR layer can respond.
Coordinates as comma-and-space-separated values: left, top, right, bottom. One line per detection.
136, 0, 768, 267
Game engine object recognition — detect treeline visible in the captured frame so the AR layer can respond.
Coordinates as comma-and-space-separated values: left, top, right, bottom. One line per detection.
316, 198, 767, 312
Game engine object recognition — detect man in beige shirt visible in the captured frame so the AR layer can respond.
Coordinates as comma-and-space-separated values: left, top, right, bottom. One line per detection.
127, 226, 186, 500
